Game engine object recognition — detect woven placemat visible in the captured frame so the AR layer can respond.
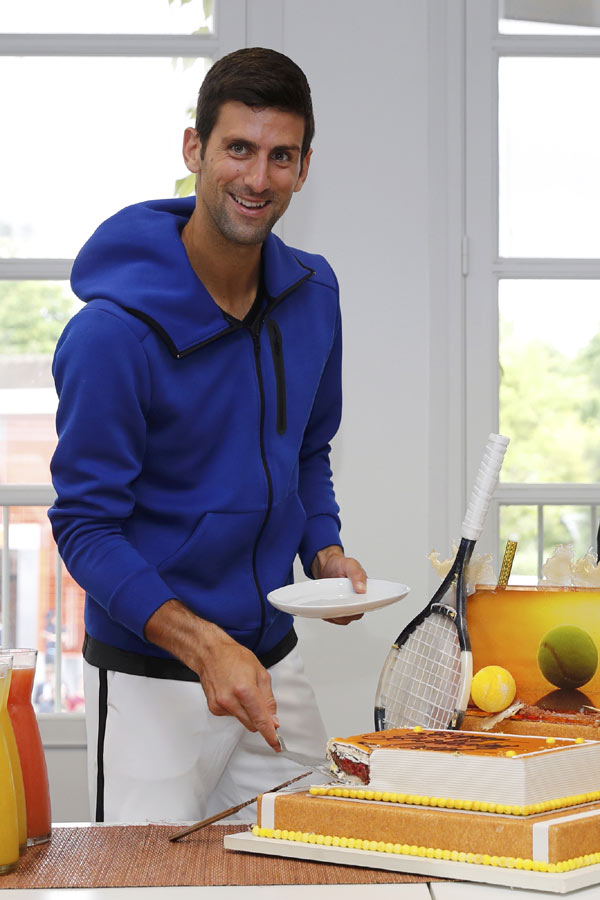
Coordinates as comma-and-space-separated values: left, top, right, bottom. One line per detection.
0, 824, 439, 888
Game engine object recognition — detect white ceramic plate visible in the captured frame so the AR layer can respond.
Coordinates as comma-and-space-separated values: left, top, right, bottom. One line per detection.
267, 578, 410, 619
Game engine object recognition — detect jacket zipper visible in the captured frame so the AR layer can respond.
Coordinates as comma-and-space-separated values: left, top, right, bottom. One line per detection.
266, 318, 286, 435
250, 321, 273, 645
245, 264, 315, 648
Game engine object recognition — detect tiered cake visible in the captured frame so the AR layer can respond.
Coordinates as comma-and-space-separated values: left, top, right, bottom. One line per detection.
252, 728, 600, 873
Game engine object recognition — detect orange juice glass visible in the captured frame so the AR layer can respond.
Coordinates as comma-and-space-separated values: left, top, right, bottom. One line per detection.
0, 658, 19, 874
6, 649, 51, 845
0, 653, 26, 850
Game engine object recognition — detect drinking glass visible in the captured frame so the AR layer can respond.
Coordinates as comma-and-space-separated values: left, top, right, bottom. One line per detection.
6, 649, 52, 845
0, 651, 26, 850
0, 658, 19, 873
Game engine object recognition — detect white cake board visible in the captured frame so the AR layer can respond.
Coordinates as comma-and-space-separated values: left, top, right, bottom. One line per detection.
224, 831, 600, 894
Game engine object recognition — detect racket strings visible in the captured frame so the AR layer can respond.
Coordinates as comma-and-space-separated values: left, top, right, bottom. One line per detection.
378, 613, 462, 729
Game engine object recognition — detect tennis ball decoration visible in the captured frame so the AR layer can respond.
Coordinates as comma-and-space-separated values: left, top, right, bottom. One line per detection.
537, 625, 598, 690
470, 665, 517, 713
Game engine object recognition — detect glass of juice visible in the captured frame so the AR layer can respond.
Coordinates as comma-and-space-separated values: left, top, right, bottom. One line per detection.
0, 657, 19, 874
6, 649, 52, 845
0, 652, 27, 850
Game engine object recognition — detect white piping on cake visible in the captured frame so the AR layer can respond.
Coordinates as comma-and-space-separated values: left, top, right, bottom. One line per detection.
531, 807, 600, 863
260, 792, 276, 830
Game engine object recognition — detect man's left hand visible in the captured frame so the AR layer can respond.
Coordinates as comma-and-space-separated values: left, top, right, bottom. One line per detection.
311, 545, 367, 625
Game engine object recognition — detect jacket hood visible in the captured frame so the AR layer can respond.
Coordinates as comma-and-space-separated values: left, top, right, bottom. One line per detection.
70, 197, 314, 357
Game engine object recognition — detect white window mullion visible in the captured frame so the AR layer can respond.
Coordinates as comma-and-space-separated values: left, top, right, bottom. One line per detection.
54, 550, 63, 714
493, 34, 600, 55
2, 506, 11, 648
464, 0, 503, 558
0, 260, 73, 281
537, 504, 544, 576
0, 34, 219, 56
497, 484, 600, 505
493, 259, 600, 278
427, 0, 468, 562
0, 486, 57, 507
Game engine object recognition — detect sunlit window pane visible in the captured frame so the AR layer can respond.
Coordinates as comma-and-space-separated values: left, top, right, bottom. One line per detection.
0, 56, 208, 258
499, 0, 600, 34
1, 0, 213, 34
499, 58, 600, 257
543, 505, 595, 560
0, 281, 80, 483
499, 505, 538, 581
499, 505, 598, 583
0, 507, 85, 713
499, 280, 600, 482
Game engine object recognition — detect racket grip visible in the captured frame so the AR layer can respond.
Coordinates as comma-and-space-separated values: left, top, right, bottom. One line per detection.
461, 433, 509, 540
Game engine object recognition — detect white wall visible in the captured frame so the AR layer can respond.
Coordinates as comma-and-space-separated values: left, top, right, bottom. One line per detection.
46, 0, 462, 820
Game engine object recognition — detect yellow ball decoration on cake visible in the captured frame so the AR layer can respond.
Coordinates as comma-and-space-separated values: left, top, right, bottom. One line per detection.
470, 665, 517, 713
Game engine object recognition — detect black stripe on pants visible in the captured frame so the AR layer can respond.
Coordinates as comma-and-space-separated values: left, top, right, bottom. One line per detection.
95, 668, 108, 822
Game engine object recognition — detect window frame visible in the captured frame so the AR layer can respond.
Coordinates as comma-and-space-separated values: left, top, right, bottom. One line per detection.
463, 0, 600, 569
0, 0, 247, 720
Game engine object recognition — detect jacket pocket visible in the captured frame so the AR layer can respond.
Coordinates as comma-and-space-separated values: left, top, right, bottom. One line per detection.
156, 509, 265, 635
267, 318, 287, 435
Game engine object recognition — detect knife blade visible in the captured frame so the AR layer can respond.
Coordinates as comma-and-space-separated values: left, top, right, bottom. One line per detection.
168, 769, 311, 841
277, 735, 338, 780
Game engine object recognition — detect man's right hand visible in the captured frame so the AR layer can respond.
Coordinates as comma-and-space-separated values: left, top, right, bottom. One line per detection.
144, 598, 280, 750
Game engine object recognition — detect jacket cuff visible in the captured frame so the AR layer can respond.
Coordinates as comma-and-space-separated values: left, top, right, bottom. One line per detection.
106, 566, 179, 641
299, 514, 343, 579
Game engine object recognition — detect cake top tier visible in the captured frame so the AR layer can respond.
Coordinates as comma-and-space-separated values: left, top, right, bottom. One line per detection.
330, 727, 591, 758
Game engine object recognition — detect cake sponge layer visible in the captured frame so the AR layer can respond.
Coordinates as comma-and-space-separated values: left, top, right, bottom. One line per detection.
257, 791, 600, 864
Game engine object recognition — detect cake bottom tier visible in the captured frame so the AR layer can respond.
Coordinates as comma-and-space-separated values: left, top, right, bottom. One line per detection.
257, 791, 600, 866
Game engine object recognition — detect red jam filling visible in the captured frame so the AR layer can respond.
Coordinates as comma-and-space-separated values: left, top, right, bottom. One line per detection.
330, 750, 370, 784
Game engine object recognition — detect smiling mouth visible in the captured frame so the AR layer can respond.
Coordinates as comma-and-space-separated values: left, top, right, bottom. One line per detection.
232, 194, 270, 210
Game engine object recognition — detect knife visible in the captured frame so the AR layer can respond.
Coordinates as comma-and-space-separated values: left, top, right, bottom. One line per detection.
168, 739, 337, 842
276, 734, 338, 780
168, 769, 311, 841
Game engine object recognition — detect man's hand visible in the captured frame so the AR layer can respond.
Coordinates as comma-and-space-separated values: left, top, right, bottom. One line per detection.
311, 545, 367, 625
144, 599, 280, 750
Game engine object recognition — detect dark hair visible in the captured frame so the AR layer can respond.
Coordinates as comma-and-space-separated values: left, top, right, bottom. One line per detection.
195, 47, 314, 161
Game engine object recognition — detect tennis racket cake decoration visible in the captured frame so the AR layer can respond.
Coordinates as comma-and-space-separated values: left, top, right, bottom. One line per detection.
374, 433, 509, 732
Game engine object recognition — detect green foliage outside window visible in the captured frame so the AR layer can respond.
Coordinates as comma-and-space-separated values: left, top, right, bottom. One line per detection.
500, 322, 597, 484
0, 282, 78, 355
500, 317, 600, 576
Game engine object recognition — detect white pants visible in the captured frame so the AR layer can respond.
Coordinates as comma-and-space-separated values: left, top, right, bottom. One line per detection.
83, 646, 327, 823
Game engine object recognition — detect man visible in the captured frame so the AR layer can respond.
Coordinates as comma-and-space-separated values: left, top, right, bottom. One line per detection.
49, 47, 366, 823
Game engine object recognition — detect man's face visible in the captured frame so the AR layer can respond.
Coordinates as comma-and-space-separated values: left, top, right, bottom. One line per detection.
183, 101, 311, 246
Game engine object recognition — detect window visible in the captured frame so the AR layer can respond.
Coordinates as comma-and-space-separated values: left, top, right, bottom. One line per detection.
0, 0, 228, 712
465, 0, 600, 582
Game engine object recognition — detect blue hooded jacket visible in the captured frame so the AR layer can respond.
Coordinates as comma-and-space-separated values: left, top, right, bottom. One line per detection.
49, 197, 343, 672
